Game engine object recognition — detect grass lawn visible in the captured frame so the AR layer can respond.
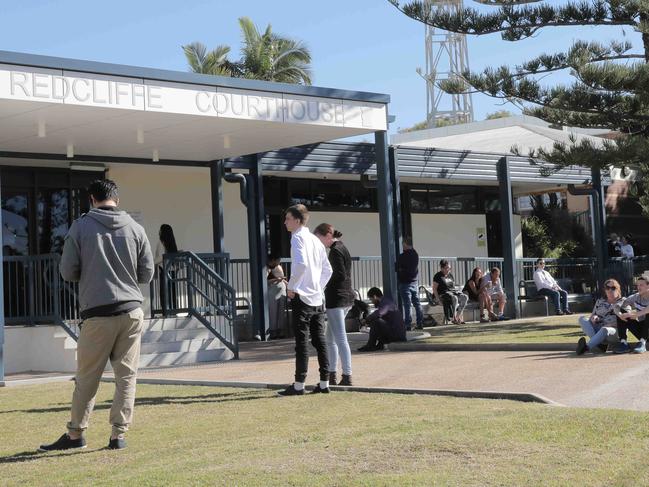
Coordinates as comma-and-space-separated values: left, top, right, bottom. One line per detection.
422, 314, 587, 344
1, 382, 648, 486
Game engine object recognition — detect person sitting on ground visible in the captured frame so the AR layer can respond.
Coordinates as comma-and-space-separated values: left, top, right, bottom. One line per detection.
620, 235, 635, 258
613, 276, 649, 354
433, 259, 468, 324
463, 266, 493, 323
533, 259, 573, 316
576, 278, 624, 355
479, 267, 507, 320
358, 287, 406, 352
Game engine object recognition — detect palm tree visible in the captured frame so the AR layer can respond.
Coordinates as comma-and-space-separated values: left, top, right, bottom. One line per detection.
182, 42, 241, 77
237, 17, 312, 85
182, 18, 312, 85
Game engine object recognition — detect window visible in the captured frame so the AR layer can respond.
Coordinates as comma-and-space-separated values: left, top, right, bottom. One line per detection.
407, 185, 479, 214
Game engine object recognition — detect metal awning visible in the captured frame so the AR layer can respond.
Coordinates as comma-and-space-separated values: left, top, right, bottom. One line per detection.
0, 51, 389, 162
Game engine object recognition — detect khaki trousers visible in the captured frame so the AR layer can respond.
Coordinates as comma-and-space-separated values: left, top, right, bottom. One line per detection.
67, 308, 145, 437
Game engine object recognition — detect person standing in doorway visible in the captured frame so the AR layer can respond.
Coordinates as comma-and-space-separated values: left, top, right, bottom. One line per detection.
154, 224, 179, 314
314, 223, 355, 387
397, 237, 423, 330
279, 204, 333, 396
266, 255, 287, 339
39, 179, 154, 452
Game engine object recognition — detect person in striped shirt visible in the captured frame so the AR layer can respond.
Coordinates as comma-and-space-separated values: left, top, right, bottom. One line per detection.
614, 276, 649, 354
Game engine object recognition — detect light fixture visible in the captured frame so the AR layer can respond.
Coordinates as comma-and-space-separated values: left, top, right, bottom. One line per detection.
66, 143, 74, 158
152, 149, 159, 162
137, 127, 144, 144
223, 135, 231, 149
37, 121, 46, 138
70, 162, 106, 172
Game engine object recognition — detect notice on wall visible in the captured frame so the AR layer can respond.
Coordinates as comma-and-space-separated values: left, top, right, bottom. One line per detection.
476, 227, 486, 248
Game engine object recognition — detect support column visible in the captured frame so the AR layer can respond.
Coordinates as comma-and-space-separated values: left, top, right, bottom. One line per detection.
591, 167, 608, 287
210, 160, 225, 254
497, 157, 520, 318
248, 155, 269, 339
0, 172, 4, 385
389, 146, 402, 258
375, 131, 398, 301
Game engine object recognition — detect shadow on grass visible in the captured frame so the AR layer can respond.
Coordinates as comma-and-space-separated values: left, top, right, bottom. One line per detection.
0, 447, 101, 465
0, 390, 270, 415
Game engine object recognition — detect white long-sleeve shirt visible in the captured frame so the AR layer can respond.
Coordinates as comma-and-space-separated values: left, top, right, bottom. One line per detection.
287, 226, 332, 306
534, 268, 559, 291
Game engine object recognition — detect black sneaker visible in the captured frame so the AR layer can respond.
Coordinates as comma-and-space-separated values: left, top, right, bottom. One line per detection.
415, 324, 424, 330
564, 310, 573, 315
310, 384, 330, 394
278, 384, 304, 396
108, 437, 127, 450
594, 344, 608, 354
38, 433, 86, 452
576, 337, 588, 356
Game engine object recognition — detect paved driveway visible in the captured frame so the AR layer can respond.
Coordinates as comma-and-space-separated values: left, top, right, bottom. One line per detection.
138, 333, 649, 411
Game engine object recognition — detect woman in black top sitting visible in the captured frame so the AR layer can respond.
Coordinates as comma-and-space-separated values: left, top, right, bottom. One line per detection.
433, 259, 468, 324
463, 267, 493, 323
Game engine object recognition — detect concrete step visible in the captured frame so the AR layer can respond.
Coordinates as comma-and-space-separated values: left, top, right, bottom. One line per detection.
143, 316, 205, 332
139, 348, 234, 368
140, 337, 225, 355
141, 328, 216, 343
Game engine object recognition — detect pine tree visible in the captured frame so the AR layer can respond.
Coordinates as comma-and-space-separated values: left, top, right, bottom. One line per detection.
387, 0, 649, 184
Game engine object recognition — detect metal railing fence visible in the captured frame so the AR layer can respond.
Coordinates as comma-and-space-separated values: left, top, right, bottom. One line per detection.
3, 254, 80, 339
151, 252, 238, 357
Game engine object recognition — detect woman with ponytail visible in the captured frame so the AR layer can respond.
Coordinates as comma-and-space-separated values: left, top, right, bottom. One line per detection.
314, 223, 354, 386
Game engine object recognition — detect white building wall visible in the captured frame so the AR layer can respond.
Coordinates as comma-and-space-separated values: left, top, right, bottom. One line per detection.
308, 212, 382, 256
411, 214, 489, 257
513, 214, 523, 259
107, 164, 214, 254
5, 326, 78, 373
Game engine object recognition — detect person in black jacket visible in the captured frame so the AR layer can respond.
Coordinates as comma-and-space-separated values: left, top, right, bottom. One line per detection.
314, 223, 355, 386
397, 237, 423, 330
358, 287, 406, 351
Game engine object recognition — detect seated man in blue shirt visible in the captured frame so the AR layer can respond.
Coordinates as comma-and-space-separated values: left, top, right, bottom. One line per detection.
358, 287, 407, 352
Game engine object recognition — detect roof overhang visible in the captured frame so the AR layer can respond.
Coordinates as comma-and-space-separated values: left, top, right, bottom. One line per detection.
0, 51, 390, 163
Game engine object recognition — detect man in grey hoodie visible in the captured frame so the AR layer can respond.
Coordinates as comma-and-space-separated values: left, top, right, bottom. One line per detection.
39, 179, 154, 452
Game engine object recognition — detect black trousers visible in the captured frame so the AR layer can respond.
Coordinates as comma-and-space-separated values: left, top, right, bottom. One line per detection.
617, 317, 648, 341
367, 318, 400, 347
292, 296, 329, 383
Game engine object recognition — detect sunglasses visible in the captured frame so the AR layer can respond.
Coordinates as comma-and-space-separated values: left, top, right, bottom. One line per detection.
605, 286, 617, 291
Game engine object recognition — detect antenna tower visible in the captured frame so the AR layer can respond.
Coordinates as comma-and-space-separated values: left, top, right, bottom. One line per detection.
419, 0, 474, 128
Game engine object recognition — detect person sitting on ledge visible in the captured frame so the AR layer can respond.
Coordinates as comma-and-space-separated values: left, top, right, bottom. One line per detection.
576, 278, 624, 355
533, 258, 573, 316
358, 287, 406, 352
613, 276, 649, 354
479, 267, 508, 321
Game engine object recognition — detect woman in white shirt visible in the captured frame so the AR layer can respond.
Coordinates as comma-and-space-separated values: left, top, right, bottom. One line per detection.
620, 235, 634, 258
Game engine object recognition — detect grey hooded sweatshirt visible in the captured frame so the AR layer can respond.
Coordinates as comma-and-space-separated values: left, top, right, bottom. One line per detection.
60, 207, 154, 319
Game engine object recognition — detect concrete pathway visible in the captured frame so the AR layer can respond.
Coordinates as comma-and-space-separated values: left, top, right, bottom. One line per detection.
133, 332, 649, 411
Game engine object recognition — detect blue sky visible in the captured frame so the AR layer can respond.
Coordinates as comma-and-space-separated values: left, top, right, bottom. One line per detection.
0, 0, 641, 134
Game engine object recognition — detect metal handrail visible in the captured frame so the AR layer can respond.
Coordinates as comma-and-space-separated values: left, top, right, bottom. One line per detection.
3, 253, 79, 341
163, 252, 239, 358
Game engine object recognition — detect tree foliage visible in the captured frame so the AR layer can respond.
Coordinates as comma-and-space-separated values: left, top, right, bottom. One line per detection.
387, 0, 649, 171
182, 17, 312, 85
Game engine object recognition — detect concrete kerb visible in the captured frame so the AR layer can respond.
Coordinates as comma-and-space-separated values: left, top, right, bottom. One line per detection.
3, 375, 75, 387
389, 342, 575, 352
102, 377, 564, 407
